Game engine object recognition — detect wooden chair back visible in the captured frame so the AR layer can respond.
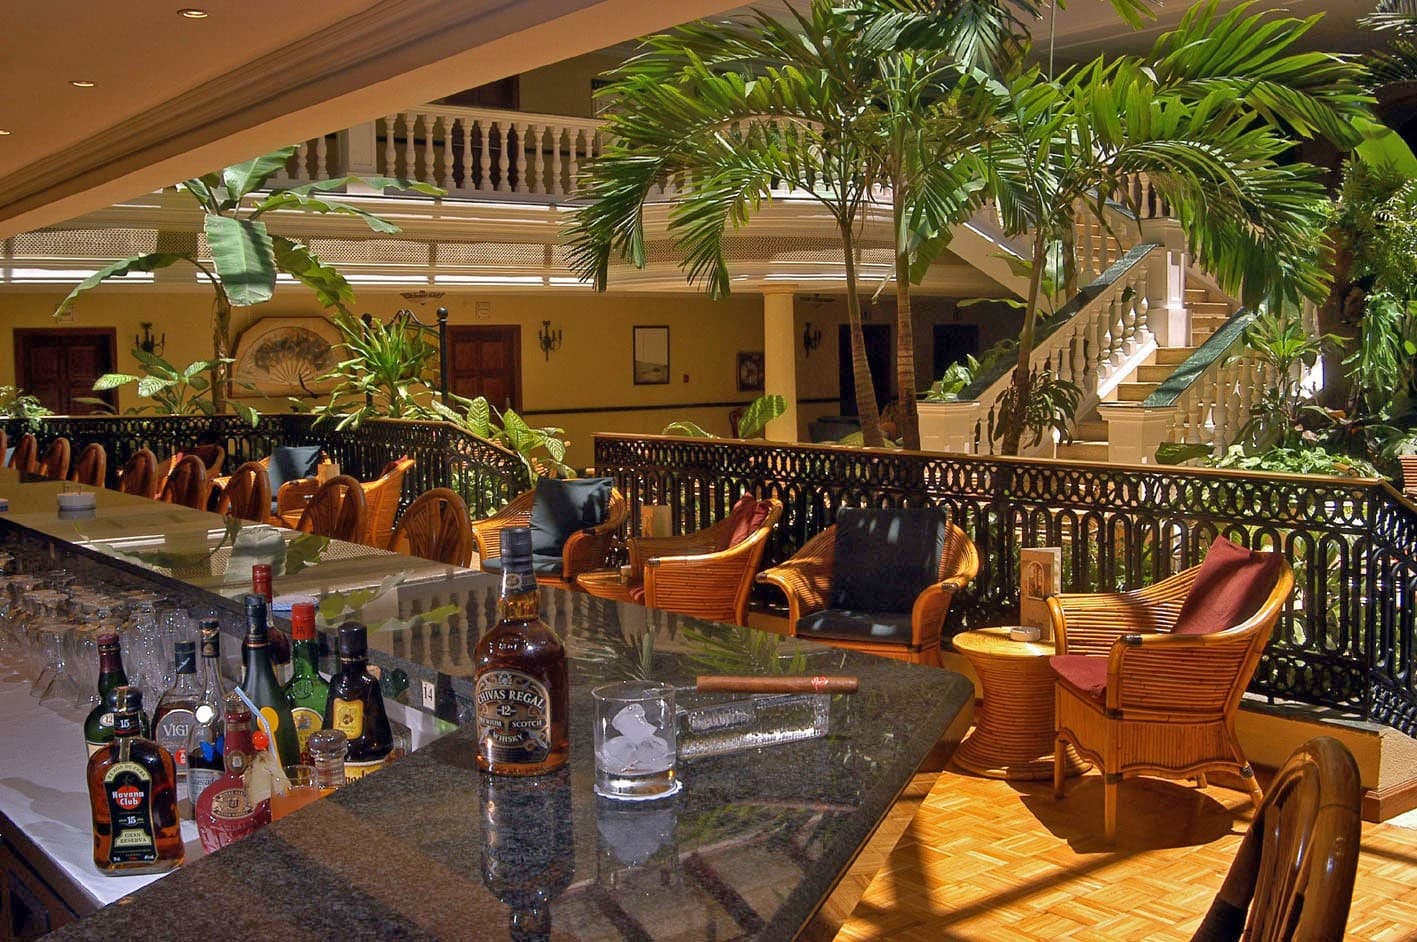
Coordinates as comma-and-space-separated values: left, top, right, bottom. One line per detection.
159, 455, 210, 510
189, 443, 226, 480
361, 457, 415, 548
1191, 736, 1362, 942
70, 443, 107, 487
296, 475, 368, 543
388, 487, 473, 566
7, 433, 37, 472
36, 437, 71, 480
117, 448, 159, 497
216, 461, 273, 523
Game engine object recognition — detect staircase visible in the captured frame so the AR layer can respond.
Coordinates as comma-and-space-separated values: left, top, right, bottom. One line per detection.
1054, 283, 1236, 462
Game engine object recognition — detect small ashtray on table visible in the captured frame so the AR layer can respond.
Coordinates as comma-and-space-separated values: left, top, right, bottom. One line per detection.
951, 626, 1090, 781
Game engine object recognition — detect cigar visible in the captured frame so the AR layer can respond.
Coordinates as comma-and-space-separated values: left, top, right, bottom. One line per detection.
695, 675, 859, 695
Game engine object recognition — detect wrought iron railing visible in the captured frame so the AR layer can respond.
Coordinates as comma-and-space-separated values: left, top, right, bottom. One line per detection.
593, 431, 1417, 735
7, 414, 529, 519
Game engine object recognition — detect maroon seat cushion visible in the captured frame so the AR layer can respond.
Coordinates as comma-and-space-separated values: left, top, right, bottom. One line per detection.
628, 581, 646, 605
1171, 537, 1284, 636
1050, 654, 1108, 702
725, 496, 772, 548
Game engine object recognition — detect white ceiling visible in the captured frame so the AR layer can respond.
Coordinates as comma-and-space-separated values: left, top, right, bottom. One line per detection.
0, 0, 1381, 239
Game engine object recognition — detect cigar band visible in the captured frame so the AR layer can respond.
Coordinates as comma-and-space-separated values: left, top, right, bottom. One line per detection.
811, 675, 828, 692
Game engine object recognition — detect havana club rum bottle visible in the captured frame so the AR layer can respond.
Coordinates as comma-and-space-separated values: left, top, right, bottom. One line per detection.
86, 686, 184, 875
283, 601, 328, 761
473, 527, 568, 776
322, 622, 392, 781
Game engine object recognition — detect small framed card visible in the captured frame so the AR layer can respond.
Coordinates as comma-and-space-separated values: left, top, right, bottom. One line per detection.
1020, 547, 1061, 640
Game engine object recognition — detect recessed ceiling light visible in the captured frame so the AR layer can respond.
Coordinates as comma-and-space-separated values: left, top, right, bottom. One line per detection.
70, 80, 96, 88
178, 8, 208, 17
0, 130, 11, 136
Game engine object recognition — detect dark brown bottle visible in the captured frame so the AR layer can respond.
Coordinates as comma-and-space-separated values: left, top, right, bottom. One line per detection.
86, 687, 184, 875
322, 623, 392, 781
473, 527, 568, 776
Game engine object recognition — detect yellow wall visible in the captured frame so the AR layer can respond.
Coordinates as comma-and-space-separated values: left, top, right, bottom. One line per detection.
518, 52, 622, 118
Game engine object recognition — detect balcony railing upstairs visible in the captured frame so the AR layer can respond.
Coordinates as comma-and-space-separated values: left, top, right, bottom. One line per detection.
593, 430, 1417, 738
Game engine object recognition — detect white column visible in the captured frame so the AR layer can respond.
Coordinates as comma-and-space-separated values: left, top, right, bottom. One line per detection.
762, 286, 798, 442
1098, 402, 1182, 465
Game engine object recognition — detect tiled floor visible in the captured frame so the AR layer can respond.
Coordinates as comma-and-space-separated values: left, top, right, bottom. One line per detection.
832, 766, 1417, 941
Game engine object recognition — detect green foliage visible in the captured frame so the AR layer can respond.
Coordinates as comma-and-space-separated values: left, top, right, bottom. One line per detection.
924, 357, 980, 401
1229, 307, 1335, 451
1333, 161, 1417, 301
309, 311, 439, 429
83, 350, 259, 425
661, 395, 786, 440
990, 368, 1082, 449
1343, 291, 1417, 418
428, 393, 575, 482
0, 386, 53, 427
1208, 445, 1380, 478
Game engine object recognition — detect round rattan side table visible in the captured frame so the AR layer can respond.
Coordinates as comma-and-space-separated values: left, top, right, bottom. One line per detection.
952, 627, 1090, 781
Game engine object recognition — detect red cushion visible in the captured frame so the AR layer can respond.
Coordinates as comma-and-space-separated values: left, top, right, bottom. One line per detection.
1050, 654, 1108, 702
726, 496, 772, 548
1172, 537, 1283, 636
628, 581, 646, 605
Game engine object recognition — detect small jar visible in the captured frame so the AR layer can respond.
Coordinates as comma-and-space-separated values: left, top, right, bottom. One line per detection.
308, 728, 348, 794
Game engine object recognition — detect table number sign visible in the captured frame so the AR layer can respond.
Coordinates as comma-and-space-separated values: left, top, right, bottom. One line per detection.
1020, 547, 1061, 640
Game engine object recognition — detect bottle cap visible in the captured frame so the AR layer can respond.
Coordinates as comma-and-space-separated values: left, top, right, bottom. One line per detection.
502, 526, 533, 569
244, 594, 268, 637
337, 622, 368, 660
113, 685, 143, 715
97, 632, 120, 652
174, 640, 197, 673
252, 563, 272, 586
199, 616, 220, 632
290, 601, 317, 640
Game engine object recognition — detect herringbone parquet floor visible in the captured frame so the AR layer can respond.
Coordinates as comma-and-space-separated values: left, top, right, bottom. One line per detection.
831, 766, 1417, 941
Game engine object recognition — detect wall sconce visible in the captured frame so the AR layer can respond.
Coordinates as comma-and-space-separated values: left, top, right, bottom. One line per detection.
136, 321, 165, 357
802, 321, 823, 357
537, 320, 563, 361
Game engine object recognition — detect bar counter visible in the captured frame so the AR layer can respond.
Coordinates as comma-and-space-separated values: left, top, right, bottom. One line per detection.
0, 473, 972, 940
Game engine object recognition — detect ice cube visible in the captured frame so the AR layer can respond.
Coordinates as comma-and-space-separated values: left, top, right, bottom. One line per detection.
632, 735, 673, 772
611, 703, 658, 742
598, 735, 639, 772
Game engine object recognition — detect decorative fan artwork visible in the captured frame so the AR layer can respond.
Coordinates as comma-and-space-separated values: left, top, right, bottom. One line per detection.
231, 317, 343, 397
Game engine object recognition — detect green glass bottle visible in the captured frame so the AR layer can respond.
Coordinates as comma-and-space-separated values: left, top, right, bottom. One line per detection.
239, 595, 300, 768
283, 601, 328, 761
85, 633, 150, 757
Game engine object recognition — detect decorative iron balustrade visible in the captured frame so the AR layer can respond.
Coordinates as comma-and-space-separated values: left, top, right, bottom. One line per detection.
6, 414, 529, 520
593, 431, 1417, 735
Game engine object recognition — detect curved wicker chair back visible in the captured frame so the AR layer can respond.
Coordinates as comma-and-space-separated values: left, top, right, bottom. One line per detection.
70, 443, 107, 487
7, 433, 37, 472
36, 437, 71, 479
216, 461, 273, 523
296, 475, 368, 543
189, 443, 226, 480
159, 454, 211, 510
361, 457, 415, 548
1192, 736, 1361, 942
117, 448, 159, 497
388, 488, 473, 566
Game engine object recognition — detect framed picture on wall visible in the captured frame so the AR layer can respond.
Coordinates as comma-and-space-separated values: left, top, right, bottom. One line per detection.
633, 325, 670, 385
737, 351, 765, 391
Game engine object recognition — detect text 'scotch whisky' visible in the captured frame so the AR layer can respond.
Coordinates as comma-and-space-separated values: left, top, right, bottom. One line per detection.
473, 527, 568, 776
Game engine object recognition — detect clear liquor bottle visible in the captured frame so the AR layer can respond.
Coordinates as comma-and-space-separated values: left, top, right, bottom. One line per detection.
185, 618, 227, 810
86, 686, 184, 875
473, 527, 568, 776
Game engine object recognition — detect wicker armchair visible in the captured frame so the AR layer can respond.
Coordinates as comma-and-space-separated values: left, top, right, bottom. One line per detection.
117, 448, 159, 498
471, 484, 627, 590
36, 438, 71, 480
277, 457, 413, 548
159, 455, 211, 510
389, 488, 473, 566
1191, 736, 1361, 942
1049, 547, 1294, 841
623, 497, 783, 625
215, 461, 273, 523
7, 433, 37, 473
70, 443, 107, 487
294, 475, 368, 543
757, 512, 979, 665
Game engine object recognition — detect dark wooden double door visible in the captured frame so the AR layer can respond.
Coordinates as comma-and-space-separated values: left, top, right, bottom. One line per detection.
447, 325, 520, 411
13, 329, 117, 415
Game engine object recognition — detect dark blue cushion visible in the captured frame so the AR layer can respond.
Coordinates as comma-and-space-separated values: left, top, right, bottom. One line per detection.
829, 508, 945, 613
529, 476, 613, 556
797, 609, 914, 644
268, 446, 322, 494
481, 554, 565, 576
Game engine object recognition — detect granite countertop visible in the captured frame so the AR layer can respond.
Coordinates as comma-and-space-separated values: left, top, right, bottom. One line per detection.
0, 474, 973, 940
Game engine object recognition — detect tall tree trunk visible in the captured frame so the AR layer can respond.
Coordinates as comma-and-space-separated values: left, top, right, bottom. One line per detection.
841, 222, 884, 447
212, 294, 231, 414
1316, 228, 1361, 411
893, 185, 921, 451
1000, 232, 1049, 455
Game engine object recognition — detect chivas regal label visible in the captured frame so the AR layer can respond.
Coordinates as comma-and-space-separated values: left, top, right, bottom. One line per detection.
475, 670, 552, 764
103, 761, 158, 863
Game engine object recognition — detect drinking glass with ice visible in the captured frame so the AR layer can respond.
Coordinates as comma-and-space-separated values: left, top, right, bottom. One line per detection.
592, 681, 681, 800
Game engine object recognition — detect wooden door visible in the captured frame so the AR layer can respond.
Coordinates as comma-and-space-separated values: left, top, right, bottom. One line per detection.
13, 329, 117, 415
447, 326, 521, 411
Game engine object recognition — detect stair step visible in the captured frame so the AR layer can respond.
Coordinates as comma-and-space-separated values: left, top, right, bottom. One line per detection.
1191, 301, 1232, 317
1056, 441, 1110, 462
1074, 420, 1108, 440
1136, 364, 1175, 383
1117, 382, 1158, 402
1154, 347, 1197, 365
1184, 287, 1210, 302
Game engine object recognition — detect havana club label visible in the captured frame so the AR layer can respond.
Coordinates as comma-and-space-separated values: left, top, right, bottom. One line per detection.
103, 761, 158, 863
475, 670, 552, 764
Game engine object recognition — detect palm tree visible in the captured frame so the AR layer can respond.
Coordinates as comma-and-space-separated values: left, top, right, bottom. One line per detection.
54, 148, 436, 412
974, 2, 1371, 454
